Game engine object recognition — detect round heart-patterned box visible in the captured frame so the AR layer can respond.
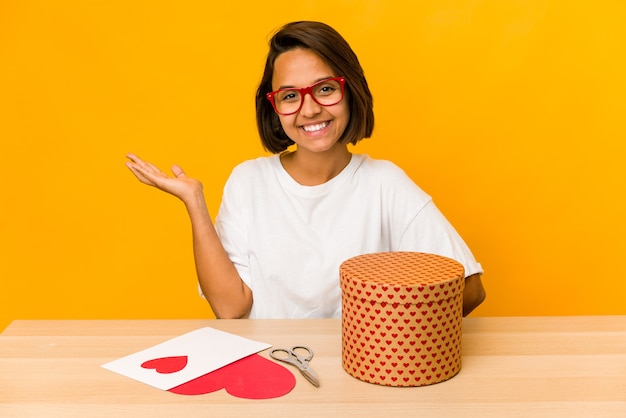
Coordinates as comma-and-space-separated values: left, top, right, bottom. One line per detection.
340, 252, 465, 387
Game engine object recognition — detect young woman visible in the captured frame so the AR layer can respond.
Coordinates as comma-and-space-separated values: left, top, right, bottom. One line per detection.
126, 21, 486, 319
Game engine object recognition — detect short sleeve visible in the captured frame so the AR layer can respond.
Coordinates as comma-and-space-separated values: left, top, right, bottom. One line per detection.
398, 200, 483, 278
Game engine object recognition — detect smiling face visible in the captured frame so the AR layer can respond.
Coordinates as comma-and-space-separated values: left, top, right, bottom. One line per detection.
271, 48, 350, 156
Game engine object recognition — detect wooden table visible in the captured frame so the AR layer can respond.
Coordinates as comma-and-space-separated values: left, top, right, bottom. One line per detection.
1, 317, 625, 417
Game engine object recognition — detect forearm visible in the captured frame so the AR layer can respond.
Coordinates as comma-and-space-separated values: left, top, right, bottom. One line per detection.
462, 273, 486, 317
184, 193, 253, 319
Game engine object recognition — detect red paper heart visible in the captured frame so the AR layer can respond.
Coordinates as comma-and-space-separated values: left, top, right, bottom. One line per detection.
141, 356, 188, 374
168, 354, 296, 399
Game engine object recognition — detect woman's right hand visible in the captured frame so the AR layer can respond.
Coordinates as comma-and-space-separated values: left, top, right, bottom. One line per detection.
125, 153, 204, 204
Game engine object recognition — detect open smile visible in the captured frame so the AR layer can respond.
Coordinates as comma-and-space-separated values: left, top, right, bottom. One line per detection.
300, 121, 330, 133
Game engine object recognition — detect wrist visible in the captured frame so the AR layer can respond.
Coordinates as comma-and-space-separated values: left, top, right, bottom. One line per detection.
183, 188, 210, 216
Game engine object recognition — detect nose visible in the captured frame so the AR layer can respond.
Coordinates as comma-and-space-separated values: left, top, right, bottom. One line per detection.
299, 93, 322, 117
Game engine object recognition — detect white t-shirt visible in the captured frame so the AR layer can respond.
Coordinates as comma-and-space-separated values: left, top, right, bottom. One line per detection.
214, 154, 482, 319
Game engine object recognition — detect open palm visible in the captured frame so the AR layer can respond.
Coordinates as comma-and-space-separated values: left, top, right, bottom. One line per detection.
125, 153, 203, 203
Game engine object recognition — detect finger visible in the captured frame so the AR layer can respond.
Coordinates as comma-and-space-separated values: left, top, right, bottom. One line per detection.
126, 153, 144, 164
144, 161, 165, 174
171, 164, 186, 178
126, 154, 165, 176
125, 162, 157, 186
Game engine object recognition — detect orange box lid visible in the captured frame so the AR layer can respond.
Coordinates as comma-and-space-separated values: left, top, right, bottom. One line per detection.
340, 252, 464, 305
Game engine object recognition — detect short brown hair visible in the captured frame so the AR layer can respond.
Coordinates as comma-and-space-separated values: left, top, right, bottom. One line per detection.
255, 21, 374, 154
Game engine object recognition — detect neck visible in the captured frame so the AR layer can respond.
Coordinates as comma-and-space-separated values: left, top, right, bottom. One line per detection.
280, 145, 351, 186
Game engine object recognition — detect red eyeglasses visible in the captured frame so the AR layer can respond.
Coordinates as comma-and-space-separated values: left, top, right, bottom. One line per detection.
266, 77, 346, 116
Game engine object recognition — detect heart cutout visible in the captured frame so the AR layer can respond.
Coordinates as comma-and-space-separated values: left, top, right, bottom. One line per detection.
168, 354, 296, 399
141, 356, 188, 374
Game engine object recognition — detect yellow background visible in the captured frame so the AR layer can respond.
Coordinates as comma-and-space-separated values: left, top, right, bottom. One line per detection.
1, 1, 625, 331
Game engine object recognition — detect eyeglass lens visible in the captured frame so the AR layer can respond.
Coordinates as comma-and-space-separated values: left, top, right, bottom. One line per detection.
273, 79, 343, 115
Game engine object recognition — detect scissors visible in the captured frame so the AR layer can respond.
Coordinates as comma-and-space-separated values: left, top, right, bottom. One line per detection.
269, 345, 320, 387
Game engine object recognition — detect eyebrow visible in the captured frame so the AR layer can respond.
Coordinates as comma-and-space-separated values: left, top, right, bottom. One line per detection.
277, 76, 335, 91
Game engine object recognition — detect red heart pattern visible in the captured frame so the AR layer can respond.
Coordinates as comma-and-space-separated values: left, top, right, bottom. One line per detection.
340, 252, 465, 387
141, 356, 188, 374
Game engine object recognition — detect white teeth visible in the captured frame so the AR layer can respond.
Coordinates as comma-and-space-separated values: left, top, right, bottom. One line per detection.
302, 122, 329, 132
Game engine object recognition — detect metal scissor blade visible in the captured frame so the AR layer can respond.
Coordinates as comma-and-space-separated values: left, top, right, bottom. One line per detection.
299, 365, 320, 387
